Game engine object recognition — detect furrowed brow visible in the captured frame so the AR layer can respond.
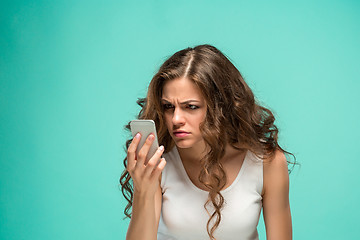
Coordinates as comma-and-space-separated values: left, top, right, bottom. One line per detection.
161, 99, 171, 103
179, 100, 200, 104
161, 98, 200, 104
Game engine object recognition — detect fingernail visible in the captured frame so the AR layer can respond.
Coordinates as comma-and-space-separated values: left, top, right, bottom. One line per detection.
148, 134, 154, 140
135, 133, 140, 139
159, 145, 164, 151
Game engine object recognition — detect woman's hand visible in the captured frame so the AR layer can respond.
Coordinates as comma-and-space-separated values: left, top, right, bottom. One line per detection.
127, 133, 166, 197
126, 133, 166, 240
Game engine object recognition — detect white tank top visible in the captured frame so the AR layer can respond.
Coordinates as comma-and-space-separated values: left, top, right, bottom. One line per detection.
158, 146, 263, 240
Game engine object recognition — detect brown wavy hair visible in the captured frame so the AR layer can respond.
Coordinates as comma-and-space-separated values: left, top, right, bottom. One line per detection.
119, 44, 296, 240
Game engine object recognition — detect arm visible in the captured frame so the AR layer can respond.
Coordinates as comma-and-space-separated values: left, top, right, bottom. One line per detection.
126, 133, 166, 240
262, 150, 292, 240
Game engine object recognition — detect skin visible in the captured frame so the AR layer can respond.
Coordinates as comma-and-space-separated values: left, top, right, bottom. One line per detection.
161, 77, 208, 163
126, 132, 165, 240
126, 77, 292, 240
262, 150, 293, 240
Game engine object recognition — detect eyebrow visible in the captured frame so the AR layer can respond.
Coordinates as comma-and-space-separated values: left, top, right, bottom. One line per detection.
161, 98, 201, 104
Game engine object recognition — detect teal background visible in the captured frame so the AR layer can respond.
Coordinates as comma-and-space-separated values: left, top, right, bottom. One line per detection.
1, 0, 359, 239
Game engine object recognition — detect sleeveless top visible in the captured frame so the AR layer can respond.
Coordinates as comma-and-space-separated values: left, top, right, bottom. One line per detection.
158, 146, 263, 240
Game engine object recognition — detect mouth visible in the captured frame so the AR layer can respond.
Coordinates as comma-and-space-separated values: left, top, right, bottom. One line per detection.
173, 131, 190, 138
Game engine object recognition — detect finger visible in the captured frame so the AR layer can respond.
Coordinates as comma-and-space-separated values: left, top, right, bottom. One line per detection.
150, 157, 167, 181
136, 133, 155, 166
127, 133, 141, 171
144, 145, 164, 177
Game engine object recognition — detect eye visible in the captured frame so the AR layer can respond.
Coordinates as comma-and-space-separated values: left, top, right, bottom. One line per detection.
163, 103, 174, 110
187, 104, 199, 110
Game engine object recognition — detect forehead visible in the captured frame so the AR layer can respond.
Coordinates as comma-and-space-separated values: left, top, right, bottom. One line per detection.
162, 77, 204, 100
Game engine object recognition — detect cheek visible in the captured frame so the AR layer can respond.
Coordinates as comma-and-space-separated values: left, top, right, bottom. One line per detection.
192, 113, 206, 129
164, 113, 173, 128
197, 110, 207, 123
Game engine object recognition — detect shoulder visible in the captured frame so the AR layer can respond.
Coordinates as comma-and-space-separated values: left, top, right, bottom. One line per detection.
263, 149, 288, 173
262, 149, 289, 196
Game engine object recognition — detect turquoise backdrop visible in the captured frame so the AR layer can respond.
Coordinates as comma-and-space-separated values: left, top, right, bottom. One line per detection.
1, 0, 359, 239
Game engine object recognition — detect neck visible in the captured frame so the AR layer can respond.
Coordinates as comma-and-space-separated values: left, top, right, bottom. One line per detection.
177, 141, 208, 166
177, 142, 247, 166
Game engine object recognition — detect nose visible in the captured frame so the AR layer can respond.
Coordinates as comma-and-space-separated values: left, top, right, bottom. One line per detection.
172, 107, 185, 126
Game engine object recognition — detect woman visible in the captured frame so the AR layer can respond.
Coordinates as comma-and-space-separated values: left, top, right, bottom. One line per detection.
120, 44, 294, 240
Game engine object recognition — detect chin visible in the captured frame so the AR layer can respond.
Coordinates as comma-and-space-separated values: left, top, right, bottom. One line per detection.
172, 138, 194, 149
173, 138, 205, 150
174, 141, 193, 149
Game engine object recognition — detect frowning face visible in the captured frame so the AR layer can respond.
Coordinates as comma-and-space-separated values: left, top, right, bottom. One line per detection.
161, 77, 207, 150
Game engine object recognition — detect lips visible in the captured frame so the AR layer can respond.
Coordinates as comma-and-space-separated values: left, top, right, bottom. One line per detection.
173, 131, 190, 138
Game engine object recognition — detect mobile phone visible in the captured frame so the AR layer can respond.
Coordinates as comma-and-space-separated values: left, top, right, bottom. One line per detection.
130, 120, 160, 162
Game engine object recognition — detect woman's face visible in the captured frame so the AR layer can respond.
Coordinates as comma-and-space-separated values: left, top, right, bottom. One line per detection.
161, 77, 207, 150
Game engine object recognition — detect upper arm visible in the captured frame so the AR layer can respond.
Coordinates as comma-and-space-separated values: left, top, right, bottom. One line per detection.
154, 174, 163, 229
262, 150, 292, 240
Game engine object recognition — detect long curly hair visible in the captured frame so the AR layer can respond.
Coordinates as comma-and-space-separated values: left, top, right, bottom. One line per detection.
119, 44, 295, 240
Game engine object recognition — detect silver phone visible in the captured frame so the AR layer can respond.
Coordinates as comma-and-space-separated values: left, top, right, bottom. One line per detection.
130, 120, 160, 162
